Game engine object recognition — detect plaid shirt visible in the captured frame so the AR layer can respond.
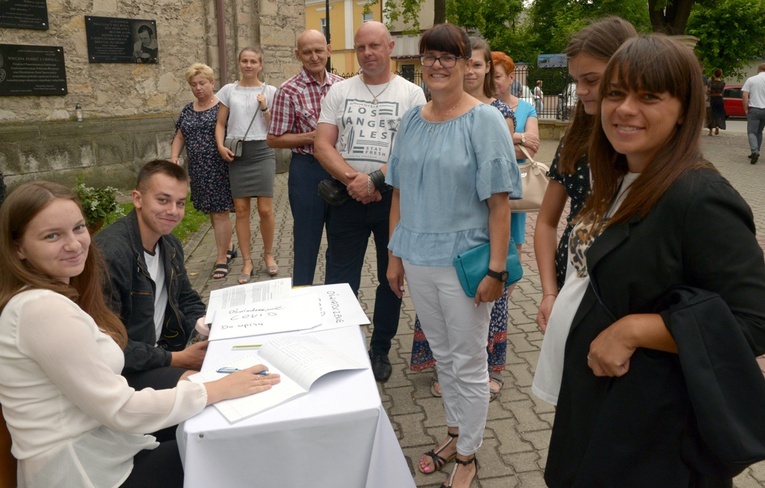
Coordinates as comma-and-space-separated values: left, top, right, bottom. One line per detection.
268, 67, 344, 155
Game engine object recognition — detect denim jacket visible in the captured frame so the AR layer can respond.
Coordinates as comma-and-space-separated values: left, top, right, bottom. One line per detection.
94, 210, 206, 373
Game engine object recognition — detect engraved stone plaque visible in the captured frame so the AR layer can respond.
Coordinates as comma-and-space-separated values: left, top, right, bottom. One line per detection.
0, 44, 67, 96
85, 16, 158, 64
0, 0, 49, 30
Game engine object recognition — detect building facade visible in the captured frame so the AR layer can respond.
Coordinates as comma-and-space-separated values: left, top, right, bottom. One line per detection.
0, 0, 305, 187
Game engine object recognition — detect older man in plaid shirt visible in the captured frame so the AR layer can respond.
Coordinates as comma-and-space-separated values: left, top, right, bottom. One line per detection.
267, 30, 343, 286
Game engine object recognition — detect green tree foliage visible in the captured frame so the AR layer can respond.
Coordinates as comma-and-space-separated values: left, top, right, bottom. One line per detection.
687, 0, 765, 78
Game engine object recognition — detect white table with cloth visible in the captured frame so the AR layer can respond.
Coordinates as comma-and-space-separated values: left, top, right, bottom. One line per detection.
177, 326, 415, 488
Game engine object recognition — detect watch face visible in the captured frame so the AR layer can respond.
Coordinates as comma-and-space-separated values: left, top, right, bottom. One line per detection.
500, 270, 509, 282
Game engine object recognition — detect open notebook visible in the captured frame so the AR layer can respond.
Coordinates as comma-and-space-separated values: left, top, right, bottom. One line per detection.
189, 335, 365, 423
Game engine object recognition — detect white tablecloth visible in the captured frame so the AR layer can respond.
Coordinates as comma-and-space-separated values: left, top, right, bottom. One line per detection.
178, 327, 414, 488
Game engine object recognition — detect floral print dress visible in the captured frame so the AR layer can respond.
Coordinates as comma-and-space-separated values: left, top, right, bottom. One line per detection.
547, 143, 591, 290
175, 103, 235, 214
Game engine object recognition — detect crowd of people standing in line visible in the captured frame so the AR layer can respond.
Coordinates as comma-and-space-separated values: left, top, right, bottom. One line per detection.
2, 16, 765, 488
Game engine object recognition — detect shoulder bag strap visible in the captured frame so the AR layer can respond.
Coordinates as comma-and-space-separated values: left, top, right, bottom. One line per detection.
518, 144, 536, 163
241, 81, 267, 141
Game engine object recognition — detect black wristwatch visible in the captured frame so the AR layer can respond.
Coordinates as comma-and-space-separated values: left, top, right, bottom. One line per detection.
486, 268, 509, 283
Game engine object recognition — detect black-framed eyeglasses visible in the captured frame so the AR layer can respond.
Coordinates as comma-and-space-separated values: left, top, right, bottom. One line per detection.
420, 55, 462, 68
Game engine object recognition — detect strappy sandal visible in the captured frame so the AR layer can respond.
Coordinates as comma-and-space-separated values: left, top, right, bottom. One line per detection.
440, 455, 479, 488
226, 245, 237, 264
430, 374, 442, 397
238, 258, 254, 284
418, 432, 458, 475
212, 263, 229, 280
489, 372, 504, 402
263, 251, 278, 277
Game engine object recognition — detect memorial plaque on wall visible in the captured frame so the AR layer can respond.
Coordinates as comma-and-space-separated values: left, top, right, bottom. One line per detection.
85, 16, 158, 63
0, 44, 67, 96
0, 0, 49, 30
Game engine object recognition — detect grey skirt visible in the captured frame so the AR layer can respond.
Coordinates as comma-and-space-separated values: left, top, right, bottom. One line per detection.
228, 140, 276, 198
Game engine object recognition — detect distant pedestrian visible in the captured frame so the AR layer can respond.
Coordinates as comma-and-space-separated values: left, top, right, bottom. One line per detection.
534, 80, 544, 114
707, 68, 726, 136
742, 63, 765, 164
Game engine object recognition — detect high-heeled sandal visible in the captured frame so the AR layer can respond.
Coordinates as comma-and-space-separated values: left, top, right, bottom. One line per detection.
226, 245, 237, 264
238, 258, 254, 284
440, 455, 479, 488
263, 251, 278, 277
418, 432, 458, 474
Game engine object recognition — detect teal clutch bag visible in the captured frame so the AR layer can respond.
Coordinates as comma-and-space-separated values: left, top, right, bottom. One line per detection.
453, 240, 523, 298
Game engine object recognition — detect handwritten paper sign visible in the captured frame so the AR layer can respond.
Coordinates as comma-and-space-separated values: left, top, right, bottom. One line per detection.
209, 295, 321, 341
291, 284, 370, 331
206, 278, 292, 324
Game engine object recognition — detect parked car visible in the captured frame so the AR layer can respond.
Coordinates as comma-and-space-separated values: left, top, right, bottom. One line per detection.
723, 84, 745, 117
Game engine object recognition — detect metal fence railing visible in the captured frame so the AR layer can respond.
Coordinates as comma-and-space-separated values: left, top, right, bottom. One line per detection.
331, 66, 574, 120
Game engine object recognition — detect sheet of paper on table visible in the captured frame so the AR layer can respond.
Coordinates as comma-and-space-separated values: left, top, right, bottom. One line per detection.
205, 278, 292, 323
290, 283, 370, 331
208, 295, 322, 341
189, 335, 365, 423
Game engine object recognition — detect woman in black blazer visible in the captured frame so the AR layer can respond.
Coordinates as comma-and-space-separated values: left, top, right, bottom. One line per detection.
543, 34, 765, 487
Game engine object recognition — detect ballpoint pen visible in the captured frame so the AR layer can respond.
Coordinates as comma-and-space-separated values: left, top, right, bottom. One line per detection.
216, 367, 270, 375
232, 343, 262, 350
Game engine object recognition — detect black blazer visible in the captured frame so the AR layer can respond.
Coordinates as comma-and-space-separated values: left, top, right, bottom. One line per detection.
544, 168, 765, 487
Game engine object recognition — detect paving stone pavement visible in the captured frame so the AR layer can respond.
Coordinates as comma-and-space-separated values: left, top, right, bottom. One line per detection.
180, 128, 765, 487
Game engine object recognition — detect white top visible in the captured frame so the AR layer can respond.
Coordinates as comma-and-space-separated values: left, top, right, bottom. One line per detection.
144, 246, 167, 344
217, 81, 277, 140
742, 71, 765, 109
532, 172, 639, 405
318, 74, 426, 174
0, 289, 208, 488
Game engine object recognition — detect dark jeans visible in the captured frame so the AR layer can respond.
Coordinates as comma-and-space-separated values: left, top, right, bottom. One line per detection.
747, 107, 765, 154
288, 153, 331, 286
325, 191, 401, 356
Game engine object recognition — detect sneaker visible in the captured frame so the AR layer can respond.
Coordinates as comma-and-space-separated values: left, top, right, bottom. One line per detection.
752, 153, 760, 165
369, 353, 392, 382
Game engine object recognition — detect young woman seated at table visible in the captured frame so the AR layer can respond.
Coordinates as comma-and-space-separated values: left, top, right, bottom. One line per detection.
0, 181, 280, 488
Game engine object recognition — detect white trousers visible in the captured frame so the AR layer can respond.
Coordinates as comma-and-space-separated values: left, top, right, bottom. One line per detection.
403, 261, 491, 455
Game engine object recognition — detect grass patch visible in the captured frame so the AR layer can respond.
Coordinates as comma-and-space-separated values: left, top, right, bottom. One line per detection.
100, 196, 209, 243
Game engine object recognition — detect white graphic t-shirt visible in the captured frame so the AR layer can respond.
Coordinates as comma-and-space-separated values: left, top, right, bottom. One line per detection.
318, 75, 426, 174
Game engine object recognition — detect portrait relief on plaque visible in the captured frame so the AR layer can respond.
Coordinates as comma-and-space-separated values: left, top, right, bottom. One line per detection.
85, 17, 159, 64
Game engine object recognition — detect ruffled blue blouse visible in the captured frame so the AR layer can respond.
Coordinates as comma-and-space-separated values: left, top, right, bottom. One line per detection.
386, 104, 521, 267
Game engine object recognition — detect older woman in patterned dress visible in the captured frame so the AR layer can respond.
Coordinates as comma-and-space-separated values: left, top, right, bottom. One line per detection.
171, 63, 235, 279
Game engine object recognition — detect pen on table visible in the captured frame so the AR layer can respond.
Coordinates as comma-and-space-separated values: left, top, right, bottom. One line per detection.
216, 367, 270, 375
231, 343, 262, 350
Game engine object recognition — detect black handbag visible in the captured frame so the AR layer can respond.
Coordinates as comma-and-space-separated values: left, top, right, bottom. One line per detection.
318, 179, 349, 207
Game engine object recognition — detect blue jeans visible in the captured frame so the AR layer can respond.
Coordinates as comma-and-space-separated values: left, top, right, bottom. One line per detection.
325, 191, 401, 356
288, 153, 331, 286
747, 107, 765, 154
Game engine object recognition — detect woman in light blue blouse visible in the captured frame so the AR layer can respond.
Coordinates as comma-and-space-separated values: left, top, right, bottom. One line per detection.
386, 23, 521, 488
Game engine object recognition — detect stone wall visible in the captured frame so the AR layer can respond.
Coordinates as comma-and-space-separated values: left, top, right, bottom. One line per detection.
0, 0, 305, 188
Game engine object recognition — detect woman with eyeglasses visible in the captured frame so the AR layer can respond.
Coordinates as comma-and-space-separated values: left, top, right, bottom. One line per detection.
386, 23, 520, 488
410, 37, 517, 404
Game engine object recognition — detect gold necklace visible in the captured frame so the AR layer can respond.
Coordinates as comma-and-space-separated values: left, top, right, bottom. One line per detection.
429, 93, 464, 121
196, 97, 216, 110
361, 73, 392, 104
